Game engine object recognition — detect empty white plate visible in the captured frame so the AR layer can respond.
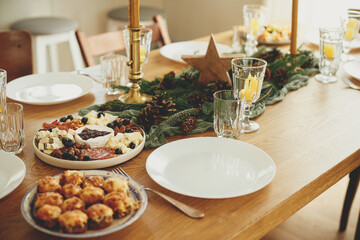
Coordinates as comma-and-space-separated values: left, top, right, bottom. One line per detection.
0, 151, 26, 199
160, 41, 234, 63
146, 137, 276, 199
7, 73, 94, 105
343, 60, 360, 80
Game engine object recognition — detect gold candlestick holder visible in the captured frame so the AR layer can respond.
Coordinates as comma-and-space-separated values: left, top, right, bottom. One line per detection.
119, 26, 151, 103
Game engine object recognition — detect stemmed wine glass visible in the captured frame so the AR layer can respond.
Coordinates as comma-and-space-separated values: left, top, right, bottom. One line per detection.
340, 14, 360, 62
123, 28, 153, 70
243, 5, 267, 56
232, 57, 267, 133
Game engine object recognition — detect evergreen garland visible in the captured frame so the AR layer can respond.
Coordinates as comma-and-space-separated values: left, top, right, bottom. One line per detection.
79, 47, 318, 148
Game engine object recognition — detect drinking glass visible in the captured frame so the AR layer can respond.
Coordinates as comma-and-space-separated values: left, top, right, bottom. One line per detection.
123, 28, 152, 70
100, 54, 127, 95
0, 103, 25, 154
213, 90, 244, 139
340, 15, 360, 61
243, 5, 267, 56
0, 69, 6, 113
232, 57, 267, 133
315, 27, 344, 84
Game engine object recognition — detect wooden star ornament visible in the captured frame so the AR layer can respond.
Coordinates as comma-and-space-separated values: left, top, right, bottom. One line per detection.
181, 34, 244, 86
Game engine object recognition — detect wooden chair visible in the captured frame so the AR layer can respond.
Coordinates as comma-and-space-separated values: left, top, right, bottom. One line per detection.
0, 30, 33, 82
339, 166, 360, 240
76, 14, 171, 67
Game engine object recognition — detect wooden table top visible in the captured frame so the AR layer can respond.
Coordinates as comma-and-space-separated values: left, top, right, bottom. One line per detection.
1, 30, 360, 240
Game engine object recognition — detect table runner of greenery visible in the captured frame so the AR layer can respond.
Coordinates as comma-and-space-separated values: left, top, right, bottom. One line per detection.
79, 47, 318, 148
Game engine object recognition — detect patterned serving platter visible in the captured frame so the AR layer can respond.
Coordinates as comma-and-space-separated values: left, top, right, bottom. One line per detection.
21, 170, 148, 238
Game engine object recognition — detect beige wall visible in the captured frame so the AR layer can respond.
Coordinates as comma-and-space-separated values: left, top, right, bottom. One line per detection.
1, 0, 358, 71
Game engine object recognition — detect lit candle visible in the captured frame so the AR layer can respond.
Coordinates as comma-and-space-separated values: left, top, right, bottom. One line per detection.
240, 74, 258, 102
128, 0, 140, 28
323, 44, 335, 59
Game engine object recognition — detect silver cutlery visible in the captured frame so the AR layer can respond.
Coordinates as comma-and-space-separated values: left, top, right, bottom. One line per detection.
112, 167, 205, 219
342, 77, 360, 90
77, 70, 102, 83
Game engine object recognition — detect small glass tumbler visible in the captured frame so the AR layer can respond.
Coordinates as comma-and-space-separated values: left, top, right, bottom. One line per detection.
213, 90, 244, 139
0, 69, 6, 113
123, 28, 153, 69
100, 54, 127, 95
340, 15, 360, 62
243, 5, 267, 56
0, 103, 25, 154
315, 27, 344, 84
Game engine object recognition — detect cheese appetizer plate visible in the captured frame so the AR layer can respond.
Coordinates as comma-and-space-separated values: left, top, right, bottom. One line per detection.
21, 170, 148, 238
33, 111, 145, 169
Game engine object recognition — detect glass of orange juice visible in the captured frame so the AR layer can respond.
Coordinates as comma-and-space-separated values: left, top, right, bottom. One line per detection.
340, 15, 360, 62
315, 27, 344, 84
232, 58, 267, 133
123, 28, 153, 70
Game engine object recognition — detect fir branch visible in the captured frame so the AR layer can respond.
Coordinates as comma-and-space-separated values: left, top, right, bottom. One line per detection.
147, 108, 201, 143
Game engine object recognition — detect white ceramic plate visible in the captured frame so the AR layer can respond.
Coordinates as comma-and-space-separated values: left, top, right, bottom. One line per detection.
33, 132, 145, 169
0, 151, 26, 199
146, 137, 276, 199
305, 31, 360, 48
343, 60, 360, 80
21, 170, 147, 239
7, 73, 94, 105
160, 41, 234, 63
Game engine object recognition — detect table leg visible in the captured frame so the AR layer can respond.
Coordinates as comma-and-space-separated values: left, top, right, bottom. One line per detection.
339, 166, 360, 232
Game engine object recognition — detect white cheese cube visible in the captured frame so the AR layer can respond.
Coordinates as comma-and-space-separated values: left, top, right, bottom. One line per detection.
43, 149, 53, 155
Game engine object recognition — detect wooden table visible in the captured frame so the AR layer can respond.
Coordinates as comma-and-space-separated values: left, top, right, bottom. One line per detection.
1, 30, 360, 240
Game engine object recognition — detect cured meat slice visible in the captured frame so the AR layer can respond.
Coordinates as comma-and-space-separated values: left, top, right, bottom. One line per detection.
81, 148, 117, 160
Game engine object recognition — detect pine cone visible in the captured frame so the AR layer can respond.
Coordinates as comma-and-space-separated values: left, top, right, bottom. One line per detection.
273, 68, 288, 88
180, 71, 197, 84
264, 68, 271, 81
137, 106, 159, 131
157, 71, 175, 90
301, 58, 316, 69
137, 93, 176, 130
210, 81, 232, 94
256, 48, 283, 64
148, 93, 176, 116
187, 93, 212, 107
181, 116, 198, 134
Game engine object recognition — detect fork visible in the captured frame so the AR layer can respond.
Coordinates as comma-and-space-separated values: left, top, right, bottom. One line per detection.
112, 167, 205, 219
342, 77, 360, 90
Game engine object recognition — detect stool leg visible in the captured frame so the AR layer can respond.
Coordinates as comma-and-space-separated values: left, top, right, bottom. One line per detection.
340, 166, 360, 232
49, 44, 59, 72
35, 37, 47, 73
68, 30, 84, 70
356, 210, 360, 240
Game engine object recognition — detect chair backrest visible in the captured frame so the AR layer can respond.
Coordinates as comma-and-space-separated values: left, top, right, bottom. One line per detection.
0, 30, 33, 82
76, 14, 171, 67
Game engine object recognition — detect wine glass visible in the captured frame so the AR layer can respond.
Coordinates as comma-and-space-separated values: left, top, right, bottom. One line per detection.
123, 28, 152, 70
315, 27, 344, 84
243, 5, 267, 56
340, 15, 360, 62
231, 57, 267, 133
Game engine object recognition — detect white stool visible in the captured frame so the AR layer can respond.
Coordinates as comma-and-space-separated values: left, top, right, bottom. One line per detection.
107, 6, 166, 31
10, 17, 84, 73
